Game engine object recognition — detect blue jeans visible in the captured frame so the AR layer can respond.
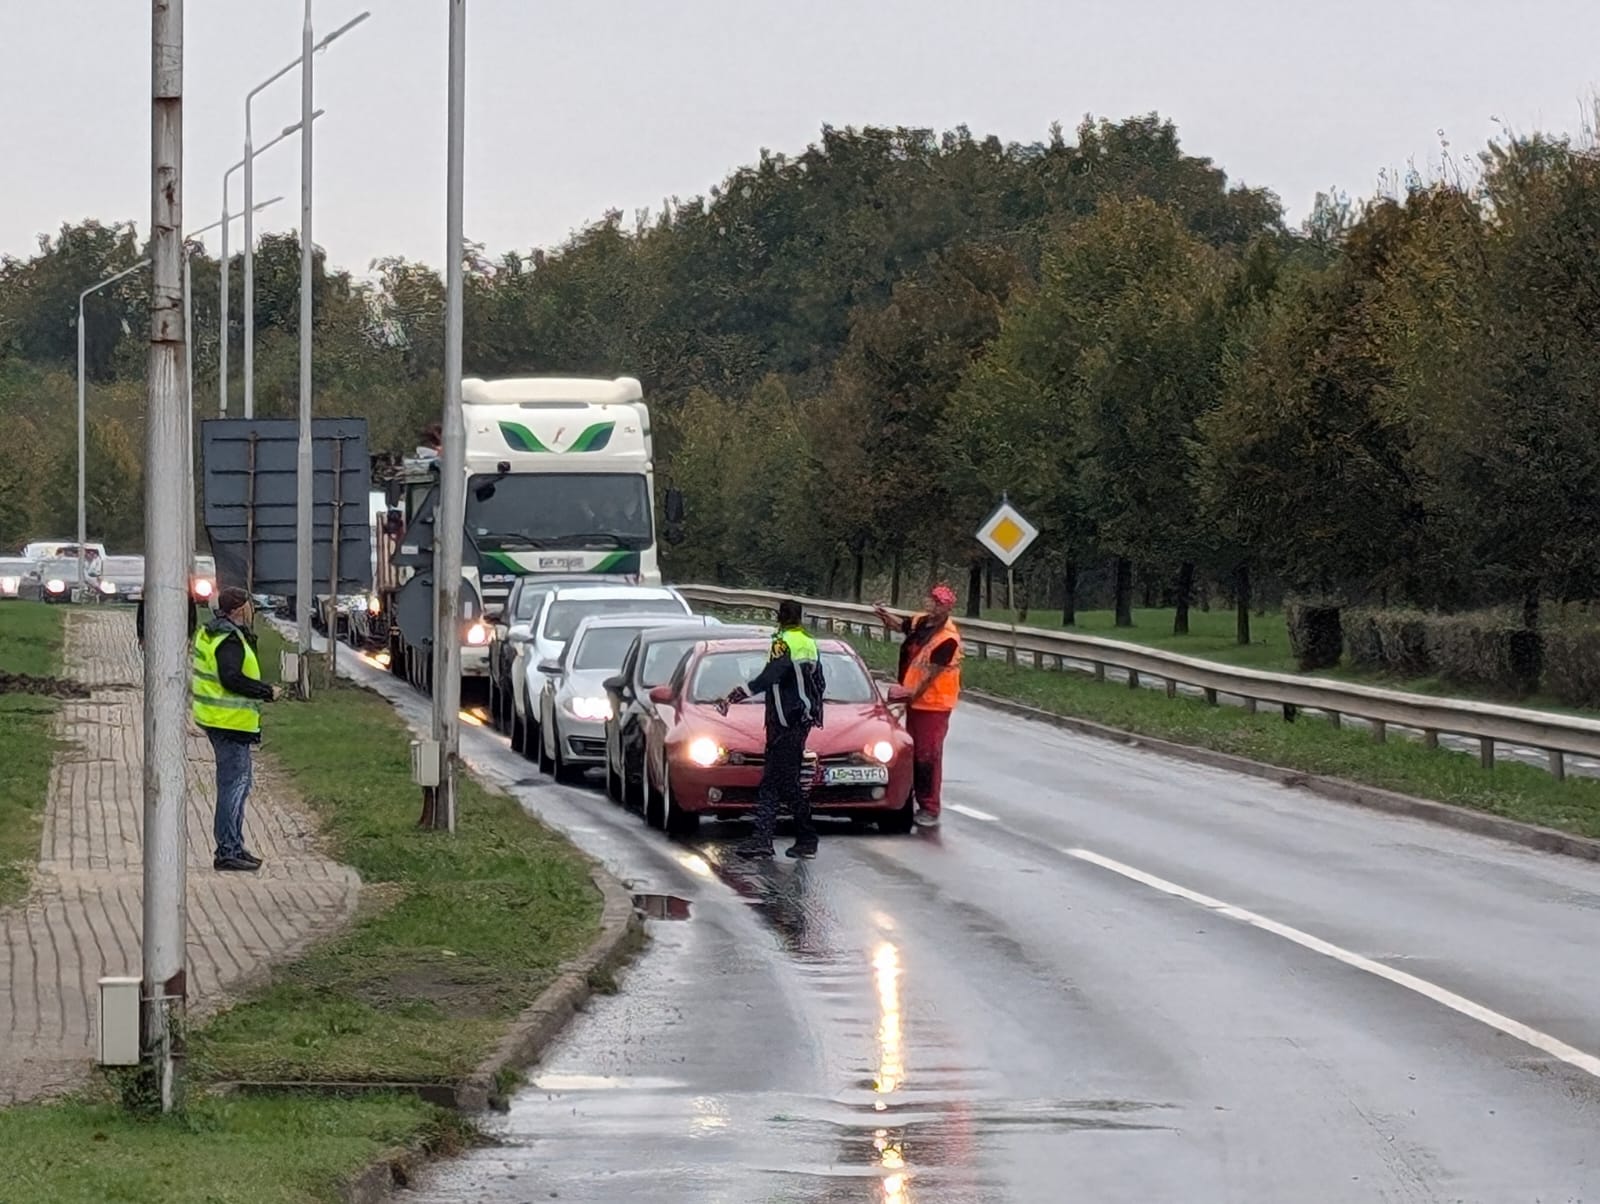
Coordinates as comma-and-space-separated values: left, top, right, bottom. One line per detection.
206, 728, 254, 861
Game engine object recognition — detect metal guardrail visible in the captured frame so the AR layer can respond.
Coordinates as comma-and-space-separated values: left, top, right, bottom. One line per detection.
676, 585, 1600, 780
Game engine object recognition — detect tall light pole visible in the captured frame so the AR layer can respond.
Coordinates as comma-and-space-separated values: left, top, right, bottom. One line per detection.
184, 199, 282, 556
294, 0, 317, 696
242, 10, 367, 419
432, 0, 467, 831
219, 116, 320, 418
77, 260, 149, 594
145, 0, 187, 1115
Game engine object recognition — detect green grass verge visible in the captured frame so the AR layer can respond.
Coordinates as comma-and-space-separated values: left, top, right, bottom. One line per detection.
0, 1094, 469, 1204
848, 635, 1600, 839
965, 604, 1593, 713
0, 602, 67, 906
189, 627, 602, 1085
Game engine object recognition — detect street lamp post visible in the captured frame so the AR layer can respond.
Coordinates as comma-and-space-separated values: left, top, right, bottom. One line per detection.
242, 10, 368, 420
77, 261, 149, 595
184, 199, 282, 556
220, 116, 320, 418
431, 0, 467, 830
75, 202, 281, 597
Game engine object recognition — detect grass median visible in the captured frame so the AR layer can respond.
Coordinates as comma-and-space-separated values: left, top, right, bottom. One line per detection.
847, 635, 1600, 840
0, 601, 67, 907
0, 624, 601, 1203
190, 627, 602, 1085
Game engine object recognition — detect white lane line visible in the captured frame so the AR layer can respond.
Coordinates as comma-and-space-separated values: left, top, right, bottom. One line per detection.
948, 804, 999, 823
1063, 846, 1600, 1081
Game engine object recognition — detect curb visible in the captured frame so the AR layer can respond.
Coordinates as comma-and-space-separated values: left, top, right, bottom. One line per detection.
962, 687, 1600, 863
333, 862, 643, 1203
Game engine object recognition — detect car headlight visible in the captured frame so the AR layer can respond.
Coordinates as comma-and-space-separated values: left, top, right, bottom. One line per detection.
867, 740, 895, 765
46, 578, 65, 593
100, 581, 117, 595
367, 594, 381, 615
566, 695, 612, 721
464, 622, 489, 646
193, 578, 214, 599
686, 736, 724, 768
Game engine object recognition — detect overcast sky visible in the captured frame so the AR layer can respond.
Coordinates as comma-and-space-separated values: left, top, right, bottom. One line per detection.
3, 0, 1597, 277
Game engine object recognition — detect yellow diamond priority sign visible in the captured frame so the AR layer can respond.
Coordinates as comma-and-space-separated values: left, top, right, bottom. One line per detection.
976, 500, 1038, 567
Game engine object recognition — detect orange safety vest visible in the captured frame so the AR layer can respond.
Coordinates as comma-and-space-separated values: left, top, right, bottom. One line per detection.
903, 616, 962, 711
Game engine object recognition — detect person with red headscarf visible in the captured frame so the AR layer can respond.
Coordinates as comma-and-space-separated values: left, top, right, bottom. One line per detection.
875, 583, 963, 827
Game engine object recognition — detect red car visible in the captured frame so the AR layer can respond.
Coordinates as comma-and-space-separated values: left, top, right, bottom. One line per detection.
640, 637, 916, 836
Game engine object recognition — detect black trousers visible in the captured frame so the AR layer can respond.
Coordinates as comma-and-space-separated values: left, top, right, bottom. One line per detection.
752, 723, 816, 846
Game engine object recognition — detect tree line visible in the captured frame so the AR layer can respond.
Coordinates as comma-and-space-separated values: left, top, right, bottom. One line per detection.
4, 112, 1599, 655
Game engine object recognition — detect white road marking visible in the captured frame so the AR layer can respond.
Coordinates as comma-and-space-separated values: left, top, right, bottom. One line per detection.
949, 804, 999, 822
1063, 846, 1600, 1081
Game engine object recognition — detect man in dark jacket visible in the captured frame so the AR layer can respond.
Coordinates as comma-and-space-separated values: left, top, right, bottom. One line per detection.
717, 600, 826, 861
192, 587, 280, 871
136, 594, 199, 649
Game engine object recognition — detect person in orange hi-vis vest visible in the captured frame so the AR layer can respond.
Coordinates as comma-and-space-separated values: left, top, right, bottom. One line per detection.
874, 583, 962, 827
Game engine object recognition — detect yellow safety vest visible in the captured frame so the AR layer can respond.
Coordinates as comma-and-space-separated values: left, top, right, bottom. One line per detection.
192, 625, 263, 735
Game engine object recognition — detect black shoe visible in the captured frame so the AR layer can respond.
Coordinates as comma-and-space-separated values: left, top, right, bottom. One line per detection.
732, 840, 775, 859
239, 850, 263, 867
784, 844, 817, 860
214, 856, 259, 873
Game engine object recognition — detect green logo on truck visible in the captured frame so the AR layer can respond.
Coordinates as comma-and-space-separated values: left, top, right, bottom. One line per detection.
497, 421, 615, 454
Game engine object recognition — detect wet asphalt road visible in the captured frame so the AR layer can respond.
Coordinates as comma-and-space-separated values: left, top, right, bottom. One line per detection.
331, 652, 1600, 1203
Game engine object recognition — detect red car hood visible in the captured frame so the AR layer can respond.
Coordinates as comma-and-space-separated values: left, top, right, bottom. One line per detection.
673, 700, 896, 754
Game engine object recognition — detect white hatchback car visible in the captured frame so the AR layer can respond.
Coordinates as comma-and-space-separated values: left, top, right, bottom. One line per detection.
510, 584, 691, 760
536, 613, 707, 783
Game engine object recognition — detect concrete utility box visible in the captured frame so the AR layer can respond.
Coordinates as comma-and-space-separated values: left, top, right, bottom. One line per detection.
97, 976, 141, 1066
280, 650, 301, 688
411, 739, 441, 787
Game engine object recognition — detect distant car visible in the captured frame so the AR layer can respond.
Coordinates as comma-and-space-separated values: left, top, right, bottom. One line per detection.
0, 556, 30, 600
639, 637, 916, 836
488, 573, 630, 731
24, 557, 91, 604
510, 584, 692, 759
602, 619, 768, 810
535, 613, 708, 784
95, 555, 145, 603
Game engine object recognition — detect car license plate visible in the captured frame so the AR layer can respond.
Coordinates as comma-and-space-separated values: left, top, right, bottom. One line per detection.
822, 765, 889, 786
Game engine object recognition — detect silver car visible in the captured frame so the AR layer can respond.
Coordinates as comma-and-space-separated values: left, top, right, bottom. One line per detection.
510, 583, 691, 759
534, 612, 699, 783
95, 555, 146, 603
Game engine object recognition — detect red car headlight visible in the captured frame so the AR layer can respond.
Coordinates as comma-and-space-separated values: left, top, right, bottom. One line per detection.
867, 740, 895, 765
685, 736, 724, 768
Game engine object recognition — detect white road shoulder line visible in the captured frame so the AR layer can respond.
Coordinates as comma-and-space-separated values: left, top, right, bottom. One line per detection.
1063, 846, 1600, 1081
948, 804, 999, 823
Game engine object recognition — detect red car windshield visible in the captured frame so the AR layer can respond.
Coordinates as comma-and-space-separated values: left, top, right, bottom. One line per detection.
687, 650, 876, 705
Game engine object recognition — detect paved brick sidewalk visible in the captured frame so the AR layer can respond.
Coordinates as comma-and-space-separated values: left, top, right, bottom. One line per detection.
0, 609, 361, 1104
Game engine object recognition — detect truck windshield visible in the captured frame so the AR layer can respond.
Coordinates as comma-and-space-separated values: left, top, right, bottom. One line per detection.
467, 473, 652, 551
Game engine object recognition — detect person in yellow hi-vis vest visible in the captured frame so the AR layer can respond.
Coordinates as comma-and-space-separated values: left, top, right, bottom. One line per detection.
193, 587, 280, 872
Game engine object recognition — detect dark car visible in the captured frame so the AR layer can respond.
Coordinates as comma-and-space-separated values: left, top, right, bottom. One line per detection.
601, 619, 767, 811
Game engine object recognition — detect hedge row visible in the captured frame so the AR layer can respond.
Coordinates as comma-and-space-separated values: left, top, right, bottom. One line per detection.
1287, 599, 1600, 705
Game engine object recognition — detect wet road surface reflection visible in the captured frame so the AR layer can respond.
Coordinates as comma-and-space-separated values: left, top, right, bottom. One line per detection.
415, 831, 1176, 1203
